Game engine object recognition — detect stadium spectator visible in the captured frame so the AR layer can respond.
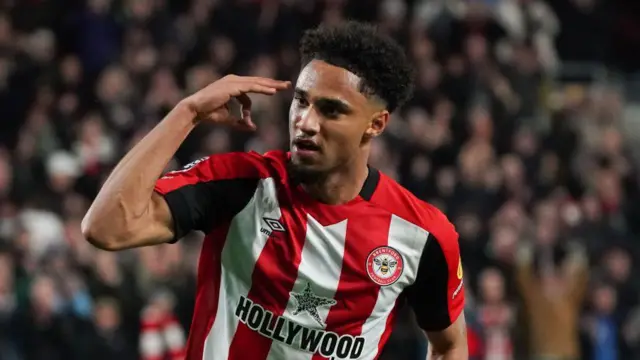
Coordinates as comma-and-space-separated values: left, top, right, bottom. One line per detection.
0, 0, 639, 359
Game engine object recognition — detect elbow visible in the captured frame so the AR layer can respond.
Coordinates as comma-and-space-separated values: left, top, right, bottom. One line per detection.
81, 215, 127, 251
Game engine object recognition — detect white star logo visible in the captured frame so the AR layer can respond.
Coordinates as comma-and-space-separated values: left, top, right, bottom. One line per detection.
290, 283, 336, 326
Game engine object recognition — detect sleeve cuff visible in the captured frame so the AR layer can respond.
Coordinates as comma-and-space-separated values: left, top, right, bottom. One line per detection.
157, 189, 192, 243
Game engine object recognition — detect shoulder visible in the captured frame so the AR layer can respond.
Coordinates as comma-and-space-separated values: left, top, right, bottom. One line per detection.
370, 172, 458, 248
156, 150, 288, 190
177, 150, 281, 180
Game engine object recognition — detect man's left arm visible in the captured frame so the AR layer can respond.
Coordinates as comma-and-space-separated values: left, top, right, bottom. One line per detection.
425, 315, 468, 360
404, 228, 468, 360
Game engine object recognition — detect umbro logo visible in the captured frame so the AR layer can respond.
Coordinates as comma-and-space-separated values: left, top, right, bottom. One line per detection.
260, 217, 286, 236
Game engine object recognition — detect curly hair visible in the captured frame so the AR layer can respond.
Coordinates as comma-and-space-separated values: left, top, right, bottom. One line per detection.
299, 21, 414, 113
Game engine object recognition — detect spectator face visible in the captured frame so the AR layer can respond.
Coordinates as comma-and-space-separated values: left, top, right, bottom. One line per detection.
0, 150, 11, 197
479, 268, 505, 303
455, 212, 482, 241
581, 194, 602, 221
592, 284, 617, 315
465, 35, 488, 64
127, 0, 154, 21
203, 129, 231, 155
94, 298, 121, 332
289, 60, 389, 178
596, 169, 621, 208
30, 275, 60, 314
604, 248, 631, 284
0, 14, 12, 48
417, 62, 441, 91
490, 226, 518, 263
0, 252, 13, 294
535, 218, 558, 248
59, 56, 82, 86
25, 29, 56, 64
459, 141, 494, 184
600, 127, 623, 155
435, 167, 456, 196
185, 65, 219, 94
89, 0, 112, 14
209, 37, 236, 70
469, 106, 493, 141
409, 155, 430, 180
95, 251, 120, 284
97, 66, 131, 104
501, 155, 525, 188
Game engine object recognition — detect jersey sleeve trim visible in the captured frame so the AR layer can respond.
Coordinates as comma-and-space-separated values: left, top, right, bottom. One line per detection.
154, 152, 267, 242
405, 230, 464, 332
162, 189, 192, 243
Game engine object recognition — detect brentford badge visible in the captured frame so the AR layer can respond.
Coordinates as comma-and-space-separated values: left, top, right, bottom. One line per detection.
366, 246, 404, 286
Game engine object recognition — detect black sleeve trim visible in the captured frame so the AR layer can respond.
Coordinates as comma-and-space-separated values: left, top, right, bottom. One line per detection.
405, 234, 452, 331
161, 178, 260, 243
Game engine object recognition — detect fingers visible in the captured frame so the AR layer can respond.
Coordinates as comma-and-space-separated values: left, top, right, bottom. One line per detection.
231, 94, 256, 131
233, 119, 257, 132
242, 76, 291, 90
235, 93, 252, 111
241, 83, 281, 96
228, 79, 289, 129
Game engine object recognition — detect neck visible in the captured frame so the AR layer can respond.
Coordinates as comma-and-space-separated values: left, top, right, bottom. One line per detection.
301, 157, 369, 205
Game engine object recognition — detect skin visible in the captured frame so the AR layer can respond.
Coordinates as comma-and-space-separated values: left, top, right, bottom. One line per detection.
426, 315, 469, 360
82, 62, 467, 358
288, 60, 389, 204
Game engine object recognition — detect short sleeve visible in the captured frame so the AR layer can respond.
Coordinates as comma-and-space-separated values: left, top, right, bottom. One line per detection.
154, 152, 262, 242
404, 228, 465, 332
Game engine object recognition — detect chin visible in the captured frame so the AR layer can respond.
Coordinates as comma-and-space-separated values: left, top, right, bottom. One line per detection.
288, 158, 326, 183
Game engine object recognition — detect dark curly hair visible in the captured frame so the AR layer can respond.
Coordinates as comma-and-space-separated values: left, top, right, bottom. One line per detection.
299, 21, 414, 113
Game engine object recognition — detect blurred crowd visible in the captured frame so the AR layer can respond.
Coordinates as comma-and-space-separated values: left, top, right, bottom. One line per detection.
0, 0, 639, 359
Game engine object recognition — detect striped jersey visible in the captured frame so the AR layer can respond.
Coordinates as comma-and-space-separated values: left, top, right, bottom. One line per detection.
154, 150, 464, 360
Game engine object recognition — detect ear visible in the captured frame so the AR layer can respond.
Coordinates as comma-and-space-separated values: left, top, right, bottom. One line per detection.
364, 110, 390, 139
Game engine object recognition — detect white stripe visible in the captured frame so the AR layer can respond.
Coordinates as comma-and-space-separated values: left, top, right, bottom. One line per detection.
359, 215, 430, 359
203, 178, 281, 360
266, 215, 348, 360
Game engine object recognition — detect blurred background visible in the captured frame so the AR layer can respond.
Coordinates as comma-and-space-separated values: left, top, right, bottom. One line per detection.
1, 0, 640, 359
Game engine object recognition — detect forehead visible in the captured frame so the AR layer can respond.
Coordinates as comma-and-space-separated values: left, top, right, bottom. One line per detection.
296, 60, 367, 105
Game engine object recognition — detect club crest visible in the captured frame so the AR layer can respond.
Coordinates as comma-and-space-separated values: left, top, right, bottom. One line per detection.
366, 246, 403, 286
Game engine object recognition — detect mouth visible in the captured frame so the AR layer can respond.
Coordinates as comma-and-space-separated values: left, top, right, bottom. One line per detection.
292, 139, 321, 153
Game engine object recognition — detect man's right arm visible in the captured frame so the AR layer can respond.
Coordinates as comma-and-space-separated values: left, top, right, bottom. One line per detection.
81, 103, 199, 250
81, 75, 290, 251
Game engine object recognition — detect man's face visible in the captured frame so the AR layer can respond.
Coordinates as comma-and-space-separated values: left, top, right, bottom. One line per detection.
289, 60, 384, 177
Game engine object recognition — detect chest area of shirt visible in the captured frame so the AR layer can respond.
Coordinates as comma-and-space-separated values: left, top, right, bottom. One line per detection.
223, 179, 428, 324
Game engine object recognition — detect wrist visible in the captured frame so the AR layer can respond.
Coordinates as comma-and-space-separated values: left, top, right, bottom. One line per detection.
174, 99, 200, 125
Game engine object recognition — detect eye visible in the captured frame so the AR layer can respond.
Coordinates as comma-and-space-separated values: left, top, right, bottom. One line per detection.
294, 93, 309, 107
316, 103, 341, 119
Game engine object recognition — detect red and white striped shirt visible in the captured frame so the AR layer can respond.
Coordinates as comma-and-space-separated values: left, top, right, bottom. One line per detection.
154, 150, 464, 360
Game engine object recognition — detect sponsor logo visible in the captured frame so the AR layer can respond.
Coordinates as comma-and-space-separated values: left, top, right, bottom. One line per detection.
366, 246, 403, 286
290, 283, 336, 327
452, 279, 463, 300
235, 296, 365, 359
161, 156, 209, 179
457, 258, 463, 280
260, 217, 286, 236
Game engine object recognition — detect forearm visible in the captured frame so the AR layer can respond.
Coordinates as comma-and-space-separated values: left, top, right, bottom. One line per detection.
82, 102, 197, 248
425, 315, 469, 360
427, 344, 468, 360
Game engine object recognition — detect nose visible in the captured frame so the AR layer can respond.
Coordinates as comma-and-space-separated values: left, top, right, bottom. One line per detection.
295, 106, 320, 136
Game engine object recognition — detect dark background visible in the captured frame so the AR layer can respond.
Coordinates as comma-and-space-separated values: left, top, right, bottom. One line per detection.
1, 0, 640, 359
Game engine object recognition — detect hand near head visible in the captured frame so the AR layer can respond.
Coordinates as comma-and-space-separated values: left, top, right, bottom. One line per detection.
182, 75, 291, 131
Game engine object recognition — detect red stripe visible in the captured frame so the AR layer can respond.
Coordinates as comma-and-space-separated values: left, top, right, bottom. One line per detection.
154, 152, 266, 195
184, 224, 230, 360
376, 300, 399, 356
311, 212, 392, 360
227, 194, 308, 360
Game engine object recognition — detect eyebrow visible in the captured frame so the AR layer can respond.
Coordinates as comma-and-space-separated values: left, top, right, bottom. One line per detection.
295, 88, 353, 113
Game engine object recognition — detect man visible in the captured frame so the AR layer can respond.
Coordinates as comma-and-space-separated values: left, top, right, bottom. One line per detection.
82, 21, 467, 360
